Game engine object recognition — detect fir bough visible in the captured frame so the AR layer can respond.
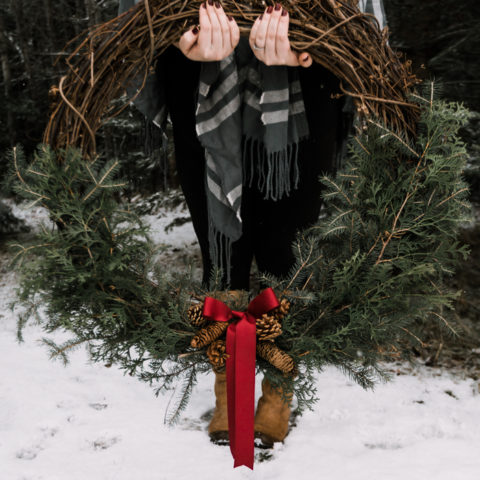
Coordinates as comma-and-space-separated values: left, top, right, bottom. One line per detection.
9, 86, 472, 418
267, 85, 472, 398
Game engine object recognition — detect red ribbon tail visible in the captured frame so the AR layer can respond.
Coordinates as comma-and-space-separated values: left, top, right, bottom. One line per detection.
226, 314, 256, 470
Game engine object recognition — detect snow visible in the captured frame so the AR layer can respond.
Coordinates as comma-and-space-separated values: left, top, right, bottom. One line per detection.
1, 201, 480, 479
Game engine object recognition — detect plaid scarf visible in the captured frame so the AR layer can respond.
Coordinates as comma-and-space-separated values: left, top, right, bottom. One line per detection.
195, 38, 309, 280
358, 0, 387, 30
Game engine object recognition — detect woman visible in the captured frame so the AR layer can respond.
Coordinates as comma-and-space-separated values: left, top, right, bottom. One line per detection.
118, 0, 383, 448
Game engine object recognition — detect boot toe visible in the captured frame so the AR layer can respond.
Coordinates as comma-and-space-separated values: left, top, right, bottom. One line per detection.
254, 431, 277, 449
209, 430, 229, 446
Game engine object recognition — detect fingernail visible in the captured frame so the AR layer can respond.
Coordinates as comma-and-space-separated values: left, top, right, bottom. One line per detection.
201, 2, 206, 7
227, 15, 233, 21
267, 6, 273, 13
208, 0, 213, 5
282, 8, 287, 16
192, 26, 199, 35
215, 1, 221, 8
259, 14, 264, 20
275, 3, 281, 11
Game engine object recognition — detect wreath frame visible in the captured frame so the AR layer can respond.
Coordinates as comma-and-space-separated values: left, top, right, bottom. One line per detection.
9, 0, 472, 420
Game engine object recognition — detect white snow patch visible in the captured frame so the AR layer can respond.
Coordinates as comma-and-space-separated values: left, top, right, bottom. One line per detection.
2, 198, 52, 233
141, 204, 197, 248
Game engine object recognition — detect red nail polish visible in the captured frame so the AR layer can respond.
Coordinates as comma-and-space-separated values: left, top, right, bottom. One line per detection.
208, 0, 213, 5
267, 6, 273, 13
201, 2, 206, 8
282, 8, 287, 16
215, 1, 221, 8
227, 15, 233, 21
192, 26, 199, 35
275, 3, 281, 11
259, 14, 264, 20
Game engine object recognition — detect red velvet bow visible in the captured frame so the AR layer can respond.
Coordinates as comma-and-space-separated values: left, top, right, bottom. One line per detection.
203, 287, 280, 469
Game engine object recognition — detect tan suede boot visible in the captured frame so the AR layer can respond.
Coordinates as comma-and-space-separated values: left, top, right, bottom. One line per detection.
254, 377, 292, 448
208, 369, 229, 444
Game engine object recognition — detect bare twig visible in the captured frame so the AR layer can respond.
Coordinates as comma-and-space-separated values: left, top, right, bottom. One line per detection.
43, 0, 420, 159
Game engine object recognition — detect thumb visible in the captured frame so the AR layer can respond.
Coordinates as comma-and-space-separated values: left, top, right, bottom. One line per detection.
178, 26, 199, 54
297, 51, 313, 68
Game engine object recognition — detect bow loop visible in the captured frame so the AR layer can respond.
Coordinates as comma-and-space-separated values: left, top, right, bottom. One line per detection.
247, 287, 280, 318
203, 296, 233, 323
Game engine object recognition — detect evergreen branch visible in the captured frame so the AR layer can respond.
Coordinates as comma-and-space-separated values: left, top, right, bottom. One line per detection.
285, 239, 322, 291
41, 337, 88, 366
429, 311, 457, 335
366, 119, 419, 158
322, 177, 353, 205
322, 225, 348, 236
328, 209, 354, 226
82, 160, 120, 202
301, 271, 314, 290
163, 367, 197, 426
299, 310, 326, 338
399, 327, 425, 347
26, 168, 49, 177
13, 146, 51, 201
26, 197, 49, 209
375, 150, 426, 264
10, 243, 54, 263
435, 188, 469, 208
367, 232, 382, 256
353, 135, 371, 156
85, 162, 98, 185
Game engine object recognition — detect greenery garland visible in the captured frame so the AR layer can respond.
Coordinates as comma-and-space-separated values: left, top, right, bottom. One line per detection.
8, 84, 471, 421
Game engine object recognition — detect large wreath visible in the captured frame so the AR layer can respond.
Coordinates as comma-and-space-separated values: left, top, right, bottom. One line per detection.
11, 0, 470, 422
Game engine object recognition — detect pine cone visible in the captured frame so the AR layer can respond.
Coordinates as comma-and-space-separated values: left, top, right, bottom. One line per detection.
274, 298, 291, 321
187, 303, 206, 327
257, 341, 297, 377
191, 321, 228, 349
206, 339, 228, 372
256, 313, 282, 341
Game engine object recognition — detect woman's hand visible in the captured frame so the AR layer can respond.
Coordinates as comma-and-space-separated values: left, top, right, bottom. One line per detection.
249, 4, 312, 67
177, 1, 240, 62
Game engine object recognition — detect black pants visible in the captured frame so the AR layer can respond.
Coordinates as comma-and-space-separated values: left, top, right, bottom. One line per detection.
160, 47, 344, 289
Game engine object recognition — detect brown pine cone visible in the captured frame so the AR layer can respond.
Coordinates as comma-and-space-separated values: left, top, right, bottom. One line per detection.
206, 339, 228, 372
191, 321, 228, 349
274, 298, 291, 321
187, 303, 206, 328
256, 313, 282, 341
256, 341, 297, 377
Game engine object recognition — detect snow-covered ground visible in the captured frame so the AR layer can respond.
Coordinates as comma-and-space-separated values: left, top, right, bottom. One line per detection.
1, 200, 480, 480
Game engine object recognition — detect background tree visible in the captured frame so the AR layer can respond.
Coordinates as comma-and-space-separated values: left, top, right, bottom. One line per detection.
384, 0, 479, 202
0, 0, 169, 202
